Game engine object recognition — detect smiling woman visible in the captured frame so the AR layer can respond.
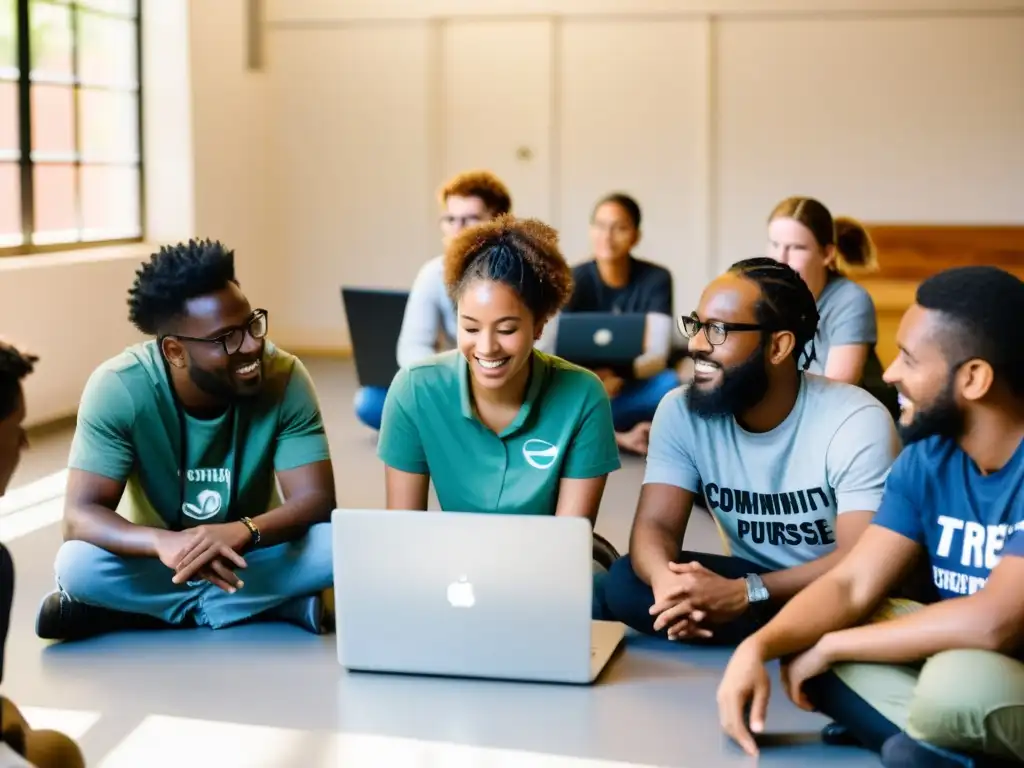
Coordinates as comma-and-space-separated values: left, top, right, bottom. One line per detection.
376, 216, 622, 604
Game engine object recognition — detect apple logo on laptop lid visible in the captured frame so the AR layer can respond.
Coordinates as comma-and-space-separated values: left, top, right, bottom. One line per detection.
447, 575, 475, 608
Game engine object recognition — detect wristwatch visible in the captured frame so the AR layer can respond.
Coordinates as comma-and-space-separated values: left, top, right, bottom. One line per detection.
744, 573, 770, 605
239, 516, 261, 548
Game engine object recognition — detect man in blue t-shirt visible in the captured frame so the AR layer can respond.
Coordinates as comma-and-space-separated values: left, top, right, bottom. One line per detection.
717, 266, 1024, 768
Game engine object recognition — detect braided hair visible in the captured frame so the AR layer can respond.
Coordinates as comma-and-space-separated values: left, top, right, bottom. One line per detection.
729, 257, 821, 370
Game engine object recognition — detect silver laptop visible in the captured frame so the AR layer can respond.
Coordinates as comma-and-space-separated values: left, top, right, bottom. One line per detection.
331, 509, 625, 684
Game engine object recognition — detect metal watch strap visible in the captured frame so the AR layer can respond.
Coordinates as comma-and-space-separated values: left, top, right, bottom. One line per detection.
239, 516, 261, 547
744, 573, 769, 604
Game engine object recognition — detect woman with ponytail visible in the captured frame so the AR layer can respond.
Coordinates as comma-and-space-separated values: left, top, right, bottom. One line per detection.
766, 196, 898, 419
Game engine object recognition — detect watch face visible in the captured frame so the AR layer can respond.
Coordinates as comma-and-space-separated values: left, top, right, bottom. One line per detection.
746, 575, 769, 602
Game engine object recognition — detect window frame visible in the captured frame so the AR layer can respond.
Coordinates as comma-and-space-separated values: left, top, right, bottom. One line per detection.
2, 0, 144, 256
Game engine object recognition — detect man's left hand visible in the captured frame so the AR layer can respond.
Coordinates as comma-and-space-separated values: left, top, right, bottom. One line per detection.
650, 561, 749, 639
171, 522, 253, 586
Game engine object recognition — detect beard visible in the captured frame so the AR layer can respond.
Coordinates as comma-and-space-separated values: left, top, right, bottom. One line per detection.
686, 344, 770, 418
898, 374, 963, 445
188, 363, 237, 401
188, 358, 262, 402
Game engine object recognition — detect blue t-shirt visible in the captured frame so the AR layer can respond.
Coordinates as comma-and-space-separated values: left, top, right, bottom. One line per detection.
872, 436, 1024, 599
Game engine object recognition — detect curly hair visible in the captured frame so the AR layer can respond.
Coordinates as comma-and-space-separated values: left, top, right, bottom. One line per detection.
443, 215, 573, 324
729, 257, 821, 370
0, 341, 37, 421
439, 170, 512, 216
127, 239, 237, 336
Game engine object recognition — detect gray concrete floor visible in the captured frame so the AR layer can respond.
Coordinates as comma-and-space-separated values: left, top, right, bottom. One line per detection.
0, 357, 881, 767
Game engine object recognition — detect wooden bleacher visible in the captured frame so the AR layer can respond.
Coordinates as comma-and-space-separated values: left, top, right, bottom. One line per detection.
852, 225, 1024, 367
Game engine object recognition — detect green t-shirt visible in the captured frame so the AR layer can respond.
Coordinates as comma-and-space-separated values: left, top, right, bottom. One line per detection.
68, 340, 331, 530
378, 349, 621, 515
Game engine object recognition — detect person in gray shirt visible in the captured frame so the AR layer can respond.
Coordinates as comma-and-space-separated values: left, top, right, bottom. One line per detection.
766, 196, 899, 419
354, 170, 512, 430
596, 258, 899, 645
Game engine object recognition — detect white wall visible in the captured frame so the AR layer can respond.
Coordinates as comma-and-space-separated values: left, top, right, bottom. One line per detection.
5, 0, 1024, 427
259, 0, 1024, 347
0, 0, 198, 427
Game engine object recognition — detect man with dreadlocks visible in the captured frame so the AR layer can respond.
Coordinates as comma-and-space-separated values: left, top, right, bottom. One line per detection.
595, 257, 899, 644
35, 239, 336, 641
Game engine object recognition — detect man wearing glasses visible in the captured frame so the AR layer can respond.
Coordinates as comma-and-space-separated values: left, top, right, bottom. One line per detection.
595, 257, 899, 645
355, 170, 521, 431
36, 240, 336, 641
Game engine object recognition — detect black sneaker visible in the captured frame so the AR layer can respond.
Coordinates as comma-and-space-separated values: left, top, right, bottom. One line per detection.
821, 722, 862, 746
35, 590, 177, 641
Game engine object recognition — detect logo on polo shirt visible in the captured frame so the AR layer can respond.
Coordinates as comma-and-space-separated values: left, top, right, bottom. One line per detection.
522, 439, 558, 470
181, 467, 231, 521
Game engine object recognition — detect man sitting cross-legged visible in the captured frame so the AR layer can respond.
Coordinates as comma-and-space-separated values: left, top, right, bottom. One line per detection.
717, 266, 1024, 768
35, 240, 336, 641
595, 257, 899, 644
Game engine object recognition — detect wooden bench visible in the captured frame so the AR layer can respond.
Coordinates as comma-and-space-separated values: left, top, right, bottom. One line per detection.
852, 225, 1024, 367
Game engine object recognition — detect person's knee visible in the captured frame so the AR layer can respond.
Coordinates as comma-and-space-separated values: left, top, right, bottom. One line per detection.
1, 697, 84, 768
353, 387, 384, 430
601, 556, 653, 626
908, 649, 1020, 750
650, 368, 681, 398
24, 730, 85, 768
300, 522, 334, 581
53, 540, 111, 602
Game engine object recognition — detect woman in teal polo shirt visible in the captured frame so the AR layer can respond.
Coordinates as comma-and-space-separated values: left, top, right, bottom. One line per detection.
377, 215, 621, 567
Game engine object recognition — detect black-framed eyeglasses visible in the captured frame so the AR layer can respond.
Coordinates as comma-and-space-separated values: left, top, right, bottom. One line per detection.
677, 313, 767, 347
172, 309, 269, 356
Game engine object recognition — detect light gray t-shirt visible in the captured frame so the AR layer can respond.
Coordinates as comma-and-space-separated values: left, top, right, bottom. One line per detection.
644, 374, 899, 570
804, 276, 877, 375
395, 256, 458, 369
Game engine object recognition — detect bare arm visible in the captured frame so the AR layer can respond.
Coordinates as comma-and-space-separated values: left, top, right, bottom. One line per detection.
62, 469, 165, 558
821, 551, 1024, 664
824, 343, 870, 384
760, 510, 873, 603
384, 465, 430, 510
633, 313, 673, 380
747, 525, 923, 661
628, 483, 694, 585
250, 459, 335, 547
554, 476, 607, 524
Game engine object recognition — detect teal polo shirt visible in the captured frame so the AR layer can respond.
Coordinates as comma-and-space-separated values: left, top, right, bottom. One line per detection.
378, 350, 621, 515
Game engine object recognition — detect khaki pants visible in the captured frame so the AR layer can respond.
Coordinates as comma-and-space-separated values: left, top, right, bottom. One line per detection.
0, 697, 84, 768
831, 599, 1024, 761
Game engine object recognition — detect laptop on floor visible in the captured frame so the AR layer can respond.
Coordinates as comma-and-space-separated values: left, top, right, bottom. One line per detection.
340, 287, 409, 388
331, 509, 625, 684
554, 312, 645, 366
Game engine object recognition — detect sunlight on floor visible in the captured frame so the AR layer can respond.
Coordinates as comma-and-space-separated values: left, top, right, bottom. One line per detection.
18, 705, 102, 740
0, 469, 66, 543
96, 715, 654, 768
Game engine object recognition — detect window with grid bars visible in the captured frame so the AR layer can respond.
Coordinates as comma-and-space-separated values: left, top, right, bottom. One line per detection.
0, 0, 142, 254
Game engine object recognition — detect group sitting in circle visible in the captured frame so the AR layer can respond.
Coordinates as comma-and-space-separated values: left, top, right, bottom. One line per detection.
0, 169, 1020, 768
